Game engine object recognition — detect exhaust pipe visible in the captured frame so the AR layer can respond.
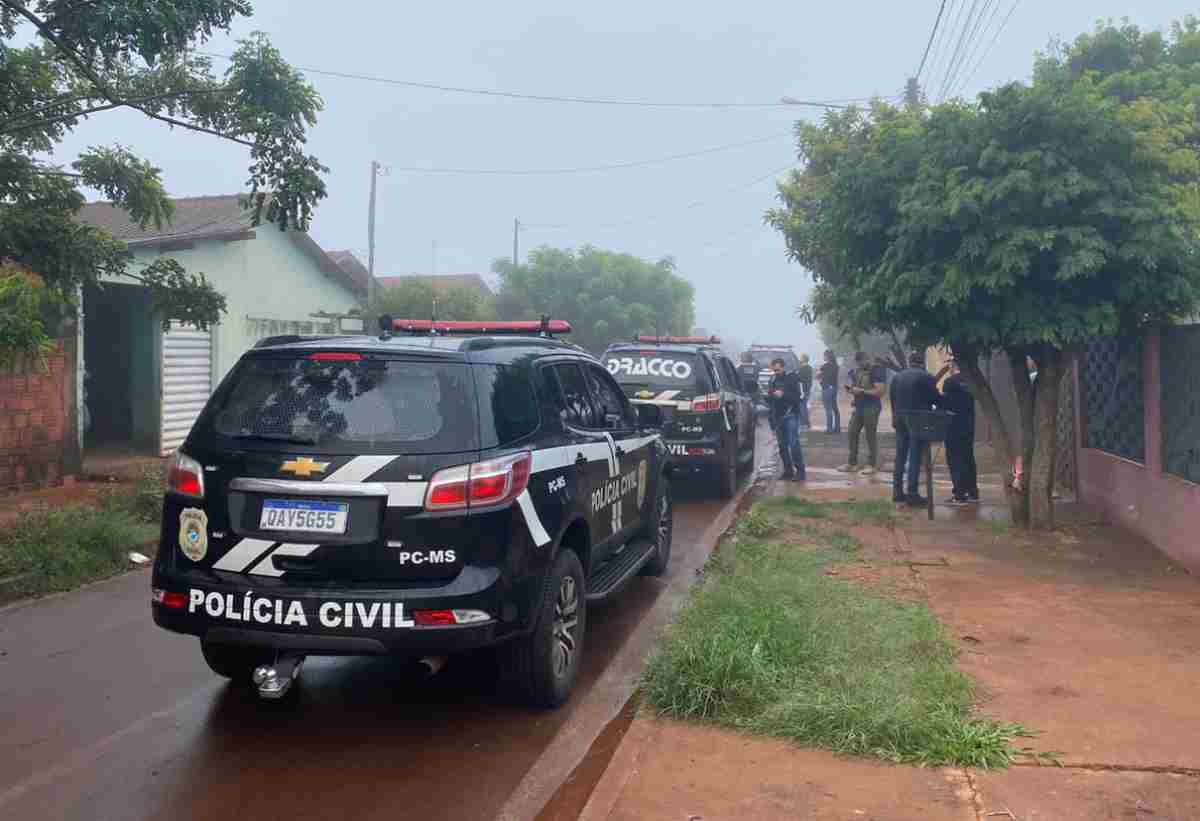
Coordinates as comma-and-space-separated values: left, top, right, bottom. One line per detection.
253, 653, 305, 700
415, 656, 447, 677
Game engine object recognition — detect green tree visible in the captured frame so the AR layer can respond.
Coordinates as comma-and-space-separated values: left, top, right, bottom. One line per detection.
769, 18, 1200, 529
365, 279, 496, 326
0, 1, 328, 349
493, 246, 695, 353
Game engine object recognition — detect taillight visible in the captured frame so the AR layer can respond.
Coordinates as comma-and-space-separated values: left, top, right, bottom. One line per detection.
152, 589, 189, 609
308, 352, 362, 361
691, 394, 722, 412
424, 452, 532, 512
167, 451, 205, 498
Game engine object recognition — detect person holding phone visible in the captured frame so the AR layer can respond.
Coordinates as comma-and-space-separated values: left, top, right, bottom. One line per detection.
839, 351, 886, 475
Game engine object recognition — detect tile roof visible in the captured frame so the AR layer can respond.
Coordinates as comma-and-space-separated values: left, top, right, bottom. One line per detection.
376, 273, 492, 295
77, 195, 253, 244
326, 250, 371, 291
77, 195, 366, 298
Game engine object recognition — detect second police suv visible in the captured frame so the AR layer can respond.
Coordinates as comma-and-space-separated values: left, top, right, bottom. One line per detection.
603, 335, 755, 498
151, 317, 672, 707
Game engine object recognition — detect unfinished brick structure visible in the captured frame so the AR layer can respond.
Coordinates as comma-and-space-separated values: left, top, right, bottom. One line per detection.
0, 341, 70, 493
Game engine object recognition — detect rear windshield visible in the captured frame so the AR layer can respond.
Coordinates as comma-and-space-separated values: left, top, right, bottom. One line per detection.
604, 350, 712, 394
751, 350, 799, 370
209, 357, 478, 454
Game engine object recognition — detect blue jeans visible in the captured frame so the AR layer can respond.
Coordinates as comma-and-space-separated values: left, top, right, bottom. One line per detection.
893, 418, 924, 497
779, 413, 806, 477
822, 385, 841, 432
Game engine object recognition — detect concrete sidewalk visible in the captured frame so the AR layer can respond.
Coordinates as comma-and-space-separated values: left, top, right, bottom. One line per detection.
577, 479, 1200, 820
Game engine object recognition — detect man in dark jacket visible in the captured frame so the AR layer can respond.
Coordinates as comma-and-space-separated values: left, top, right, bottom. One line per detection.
768, 357, 806, 481
889, 351, 941, 506
940, 358, 978, 504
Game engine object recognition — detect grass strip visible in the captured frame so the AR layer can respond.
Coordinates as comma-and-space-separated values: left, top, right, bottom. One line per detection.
643, 501, 1034, 768
0, 471, 161, 599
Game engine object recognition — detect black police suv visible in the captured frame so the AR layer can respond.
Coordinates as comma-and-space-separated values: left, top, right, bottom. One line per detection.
603, 336, 754, 498
151, 318, 672, 708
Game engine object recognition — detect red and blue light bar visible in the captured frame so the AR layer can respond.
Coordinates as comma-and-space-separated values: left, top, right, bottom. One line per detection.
390, 318, 572, 336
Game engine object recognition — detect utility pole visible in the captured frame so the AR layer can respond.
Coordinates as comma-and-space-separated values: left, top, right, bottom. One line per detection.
512, 217, 520, 269
367, 160, 379, 307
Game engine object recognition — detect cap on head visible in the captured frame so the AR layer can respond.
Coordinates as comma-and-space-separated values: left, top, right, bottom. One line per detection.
770, 357, 786, 369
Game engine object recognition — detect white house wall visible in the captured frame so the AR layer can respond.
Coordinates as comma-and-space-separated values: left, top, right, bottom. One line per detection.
129, 228, 360, 382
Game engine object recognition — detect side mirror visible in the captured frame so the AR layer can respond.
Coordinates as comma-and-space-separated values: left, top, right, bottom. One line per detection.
636, 403, 664, 429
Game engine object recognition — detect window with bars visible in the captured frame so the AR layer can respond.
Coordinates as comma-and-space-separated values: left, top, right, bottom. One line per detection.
1161, 324, 1200, 484
1082, 336, 1145, 463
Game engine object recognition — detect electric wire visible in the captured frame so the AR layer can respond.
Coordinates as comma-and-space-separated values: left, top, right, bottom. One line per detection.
199, 51, 860, 110
379, 131, 793, 176
943, 0, 999, 99
914, 0, 950, 84
937, 0, 985, 102
951, 0, 1022, 98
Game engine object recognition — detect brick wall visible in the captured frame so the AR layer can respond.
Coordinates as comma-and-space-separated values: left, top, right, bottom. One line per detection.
0, 340, 70, 493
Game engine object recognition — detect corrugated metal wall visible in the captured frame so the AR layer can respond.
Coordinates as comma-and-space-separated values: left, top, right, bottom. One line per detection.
160, 322, 212, 456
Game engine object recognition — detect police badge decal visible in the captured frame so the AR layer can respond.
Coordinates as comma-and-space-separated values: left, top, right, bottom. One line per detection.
636, 460, 648, 508
179, 508, 209, 562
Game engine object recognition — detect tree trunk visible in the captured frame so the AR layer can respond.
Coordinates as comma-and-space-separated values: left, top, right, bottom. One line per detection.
954, 348, 1024, 519
1028, 350, 1063, 529
1006, 349, 1036, 529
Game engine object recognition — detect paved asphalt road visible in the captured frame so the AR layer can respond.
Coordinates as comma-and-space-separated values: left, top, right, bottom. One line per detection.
0, 425, 770, 821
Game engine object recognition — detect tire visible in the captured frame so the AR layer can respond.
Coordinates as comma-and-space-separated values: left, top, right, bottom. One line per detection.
718, 439, 738, 498
737, 427, 757, 475
640, 477, 674, 576
500, 549, 587, 708
201, 640, 269, 684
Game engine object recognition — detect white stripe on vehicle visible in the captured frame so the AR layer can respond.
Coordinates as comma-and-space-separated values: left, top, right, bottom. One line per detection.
325, 454, 397, 483
631, 398, 681, 407
516, 490, 551, 547
248, 542, 320, 577
600, 432, 619, 477
383, 482, 428, 508
656, 390, 680, 401
212, 537, 277, 572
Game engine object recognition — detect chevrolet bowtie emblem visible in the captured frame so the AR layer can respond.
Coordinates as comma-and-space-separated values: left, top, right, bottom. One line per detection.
280, 456, 330, 478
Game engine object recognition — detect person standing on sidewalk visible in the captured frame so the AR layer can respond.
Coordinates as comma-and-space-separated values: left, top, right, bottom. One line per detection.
839, 351, 886, 475
940, 358, 979, 504
889, 351, 941, 506
818, 350, 840, 433
768, 357, 806, 481
796, 353, 814, 431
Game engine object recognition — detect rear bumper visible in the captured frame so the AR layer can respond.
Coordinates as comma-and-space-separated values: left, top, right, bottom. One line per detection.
663, 439, 726, 471
151, 563, 526, 656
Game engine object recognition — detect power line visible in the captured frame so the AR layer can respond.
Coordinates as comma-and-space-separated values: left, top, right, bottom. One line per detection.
944, 0, 999, 98
946, 0, 1005, 98
925, 0, 962, 95
522, 160, 796, 233
914, 0, 950, 84
199, 51, 858, 110
379, 131, 793, 176
952, 0, 1022, 98
937, 0, 985, 101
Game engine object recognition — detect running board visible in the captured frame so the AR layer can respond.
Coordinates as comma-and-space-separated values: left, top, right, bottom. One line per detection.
587, 538, 654, 602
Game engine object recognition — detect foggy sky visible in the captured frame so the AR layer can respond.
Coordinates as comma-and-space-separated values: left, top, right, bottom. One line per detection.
38, 0, 1193, 357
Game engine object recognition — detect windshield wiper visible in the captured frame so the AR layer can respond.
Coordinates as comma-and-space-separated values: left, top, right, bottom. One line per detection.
230, 432, 320, 445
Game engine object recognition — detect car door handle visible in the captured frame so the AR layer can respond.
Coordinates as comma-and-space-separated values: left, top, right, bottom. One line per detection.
575, 453, 588, 466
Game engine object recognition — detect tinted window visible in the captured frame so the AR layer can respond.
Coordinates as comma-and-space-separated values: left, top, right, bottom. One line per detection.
552, 363, 598, 428
604, 350, 711, 394
585, 365, 637, 429
718, 358, 741, 391
751, 350, 800, 370
209, 357, 477, 454
474, 364, 540, 447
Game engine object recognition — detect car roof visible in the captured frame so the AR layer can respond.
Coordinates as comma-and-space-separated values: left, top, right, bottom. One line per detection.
246, 333, 591, 365
604, 342, 720, 357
